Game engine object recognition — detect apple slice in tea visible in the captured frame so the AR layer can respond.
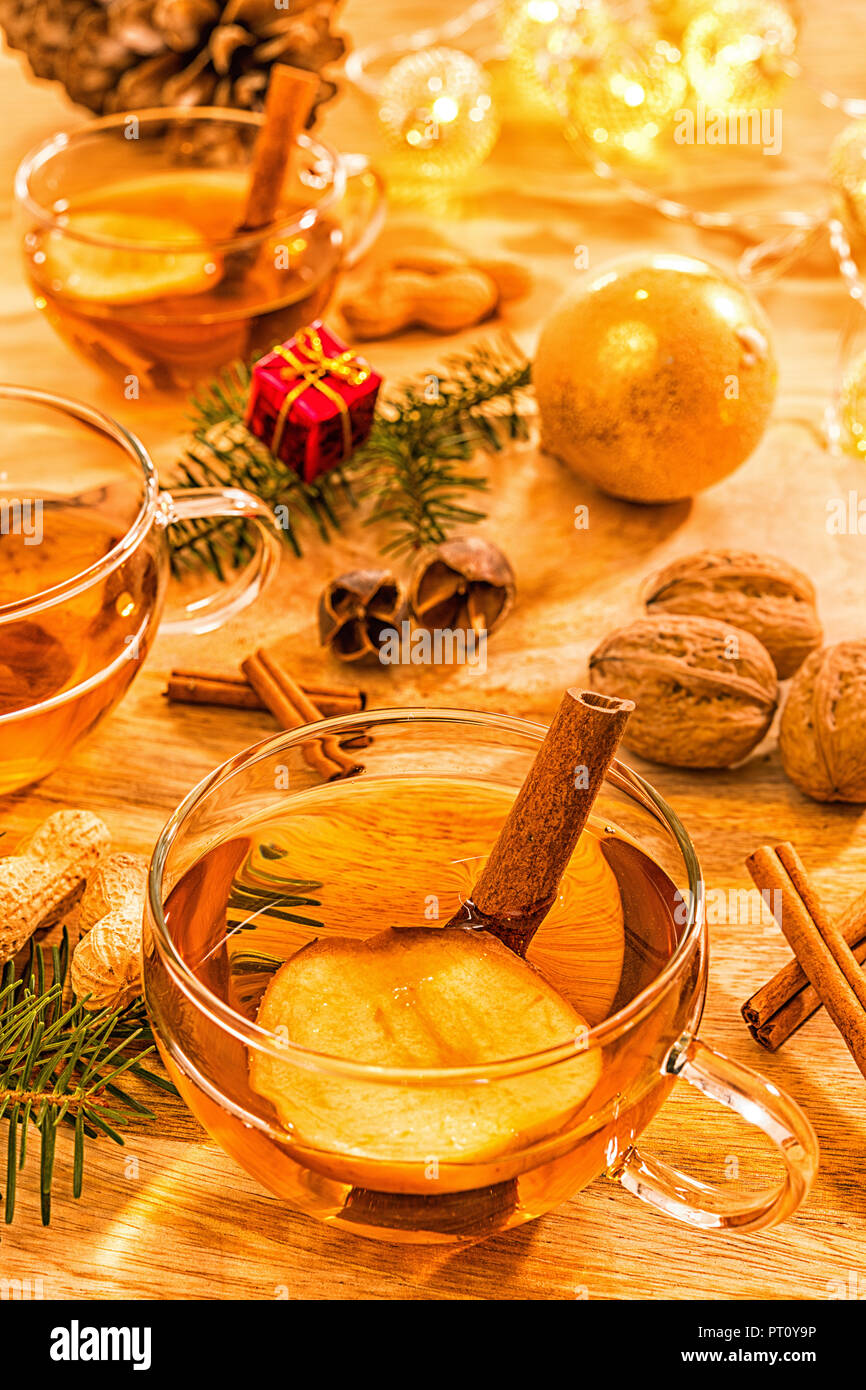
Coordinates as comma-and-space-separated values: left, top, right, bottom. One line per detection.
252, 689, 632, 1174
251, 925, 600, 1166
234, 781, 626, 1024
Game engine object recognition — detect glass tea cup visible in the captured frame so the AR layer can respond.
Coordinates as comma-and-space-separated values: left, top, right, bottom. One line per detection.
15, 108, 385, 390
143, 708, 818, 1246
0, 384, 281, 795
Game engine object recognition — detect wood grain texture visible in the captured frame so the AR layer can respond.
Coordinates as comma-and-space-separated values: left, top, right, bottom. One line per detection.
2, 0, 866, 1301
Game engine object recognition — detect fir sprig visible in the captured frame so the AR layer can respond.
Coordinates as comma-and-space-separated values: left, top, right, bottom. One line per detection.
352, 335, 532, 556
169, 360, 358, 579
0, 932, 173, 1228
166, 336, 532, 575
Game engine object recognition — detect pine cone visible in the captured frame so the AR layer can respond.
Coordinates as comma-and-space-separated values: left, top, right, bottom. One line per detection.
0, 0, 345, 119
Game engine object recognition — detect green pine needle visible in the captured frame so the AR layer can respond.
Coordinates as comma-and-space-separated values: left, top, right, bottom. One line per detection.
166, 336, 532, 574
168, 360, 358, 578
350, 334, 532, 556
0, 931, 174, 1229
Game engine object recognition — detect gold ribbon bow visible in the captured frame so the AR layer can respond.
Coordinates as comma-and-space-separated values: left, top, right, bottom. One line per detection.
270, 327, 371, 459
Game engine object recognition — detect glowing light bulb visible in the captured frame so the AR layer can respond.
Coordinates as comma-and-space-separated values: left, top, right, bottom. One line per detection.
378, 47, 500, 179
830, 119, 866, 239
527, 0, 561, 21
650, 0, 716, 36
431, 95, 459, 124
500, 0, 614, 113
563, 33, 688, 160
683, 0, 797, 112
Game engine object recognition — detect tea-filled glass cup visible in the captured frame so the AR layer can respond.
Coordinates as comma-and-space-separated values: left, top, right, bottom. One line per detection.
144, 708, 818, 1245
15, 108, 385, 390
0, 384, 281, 795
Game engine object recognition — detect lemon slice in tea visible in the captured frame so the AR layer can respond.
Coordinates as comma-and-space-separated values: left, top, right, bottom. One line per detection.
41, 211, 223, 304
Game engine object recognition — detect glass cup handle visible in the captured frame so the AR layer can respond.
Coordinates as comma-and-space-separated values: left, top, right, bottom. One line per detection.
339, 152, 387, 268
613, 1037, 819, 1233
156, 486, 282, 635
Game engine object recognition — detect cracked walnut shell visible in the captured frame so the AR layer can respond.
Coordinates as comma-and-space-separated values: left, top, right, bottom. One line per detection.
589, 615, 779, 768
644, 549, 822, 679
779, 641, 866, 802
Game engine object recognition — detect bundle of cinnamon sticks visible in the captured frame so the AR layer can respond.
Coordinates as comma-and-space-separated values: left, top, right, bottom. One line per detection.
744, 842, 866, 1078
165, 653, 367, 782
166, 668, 365, 719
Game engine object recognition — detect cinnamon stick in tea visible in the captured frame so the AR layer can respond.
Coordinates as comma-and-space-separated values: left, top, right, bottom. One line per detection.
447, 689, 634, 957
238, 64, 319, 233
746, 843, 866, 1079
743, 886, 866, 1050
241, 648, 361, 781
165, 668, 365, 719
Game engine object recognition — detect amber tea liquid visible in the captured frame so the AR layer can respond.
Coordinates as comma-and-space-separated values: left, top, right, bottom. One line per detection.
0, 493, 160, 793
24, 170, 340, 389
154, 775, 688, 1243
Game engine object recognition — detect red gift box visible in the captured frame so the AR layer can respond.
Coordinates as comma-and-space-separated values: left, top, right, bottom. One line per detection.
244, 322, 381, 483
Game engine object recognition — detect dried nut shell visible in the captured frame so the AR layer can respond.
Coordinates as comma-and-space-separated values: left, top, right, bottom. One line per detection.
71, 914, 143, 1013
409, 536, 515, 636
78, 852, 149, 932
318, 569, 404, 663
341, 267, 499, 339
471, 258, 533, 302
589, 615, 779, 769
644, 549, 822, 679
71, 852, 149, 1011
0, 811, 111, 965
408, 267, 498, 332
389, 249, 533, 302
390, 247, 466, 274
779, 641, 866, 802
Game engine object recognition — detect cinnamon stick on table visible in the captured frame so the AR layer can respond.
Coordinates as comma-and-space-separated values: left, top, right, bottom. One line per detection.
165, 669, 365, 719
447, 689, 634, 957
746, 843, 866, 1079
241, 648, 361, 781
742, 886, 866, 1050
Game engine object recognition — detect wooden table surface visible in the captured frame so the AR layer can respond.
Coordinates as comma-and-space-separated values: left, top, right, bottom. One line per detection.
2, 1, 866, 1302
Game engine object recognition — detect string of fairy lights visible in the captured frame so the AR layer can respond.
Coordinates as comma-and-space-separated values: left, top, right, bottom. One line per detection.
345, 0, 866, 450
346, 0, 807, 177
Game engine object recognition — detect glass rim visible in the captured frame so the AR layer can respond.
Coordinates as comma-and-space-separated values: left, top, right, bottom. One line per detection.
0, 383, 157, 626
146, 706, 705, 1083
14, 107, 346, 254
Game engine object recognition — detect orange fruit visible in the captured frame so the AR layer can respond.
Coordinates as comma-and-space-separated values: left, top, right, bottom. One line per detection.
534, 253, 777, 503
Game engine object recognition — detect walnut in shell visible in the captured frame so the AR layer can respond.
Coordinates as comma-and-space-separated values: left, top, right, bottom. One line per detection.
589, 615, 779, 769
318, 570, 404, 663
409, 537, 515, 635
779, 641, 866, 802
644, 549, 822, 679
